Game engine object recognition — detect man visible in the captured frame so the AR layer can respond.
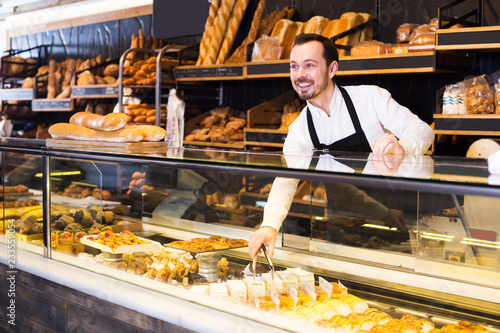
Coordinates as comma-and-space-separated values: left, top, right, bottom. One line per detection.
248, 33, 434, 259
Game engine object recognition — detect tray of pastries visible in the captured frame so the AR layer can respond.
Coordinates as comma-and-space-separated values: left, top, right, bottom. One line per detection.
165, 236, 248, 253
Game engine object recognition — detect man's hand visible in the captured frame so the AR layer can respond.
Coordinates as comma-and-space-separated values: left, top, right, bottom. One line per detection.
371, 133, 405, 155
371, 154, 404, 176
248, 226, 278, 259
382, 209, 407, 232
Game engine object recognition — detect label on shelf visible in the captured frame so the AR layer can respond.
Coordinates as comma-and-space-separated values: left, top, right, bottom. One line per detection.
32, 99, 71, 111
0, 88, 33, 100
175, 66, 243, 78
72, 85, 118, 97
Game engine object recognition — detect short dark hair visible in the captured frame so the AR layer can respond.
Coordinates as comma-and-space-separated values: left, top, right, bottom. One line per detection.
293, 33, 339, 66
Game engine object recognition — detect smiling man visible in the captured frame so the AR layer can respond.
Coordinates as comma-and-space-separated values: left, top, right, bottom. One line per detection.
248, 33, 434, 260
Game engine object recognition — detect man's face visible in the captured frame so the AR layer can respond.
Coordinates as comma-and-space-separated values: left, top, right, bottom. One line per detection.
290, 41, 334, 101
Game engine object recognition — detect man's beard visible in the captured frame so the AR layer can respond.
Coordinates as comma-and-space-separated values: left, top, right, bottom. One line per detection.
293, 72, 330, 101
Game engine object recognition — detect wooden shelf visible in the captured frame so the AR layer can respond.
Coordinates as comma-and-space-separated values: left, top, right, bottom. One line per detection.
183, 140, 245, 150
436, 26, 500, 52
433, 114, 500, 136
244, 128, 287, 148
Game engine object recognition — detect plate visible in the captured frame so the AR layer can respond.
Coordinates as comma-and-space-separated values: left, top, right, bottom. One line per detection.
81, 235, 162, 254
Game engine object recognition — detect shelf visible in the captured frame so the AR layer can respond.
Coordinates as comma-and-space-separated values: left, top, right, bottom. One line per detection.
0, 88, 33, 101
433, 114, 500, 136
436, 26, 500, 51
32, 98, 72, 112
244, 128, 287, 148
71, 84, 118, 98
175, 51, 471, 81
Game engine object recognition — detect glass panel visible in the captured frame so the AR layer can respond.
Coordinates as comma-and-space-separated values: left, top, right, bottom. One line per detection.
0, 151, 44, 253
415, 192, 500, 287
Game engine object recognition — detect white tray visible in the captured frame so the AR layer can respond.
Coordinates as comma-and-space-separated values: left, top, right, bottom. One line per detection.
81, 235, 161, 254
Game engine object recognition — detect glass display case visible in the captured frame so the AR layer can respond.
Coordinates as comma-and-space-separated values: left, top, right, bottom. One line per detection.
1, 137, 499, 332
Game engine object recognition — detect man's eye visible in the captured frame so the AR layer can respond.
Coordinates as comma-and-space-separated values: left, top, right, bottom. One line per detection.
290, 65, 297, 71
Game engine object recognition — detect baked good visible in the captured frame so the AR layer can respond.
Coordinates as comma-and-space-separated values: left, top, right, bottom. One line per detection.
226, 0, 267, 64
256, 7, 288, 39
337, 12, 364, 56
302, 16, 328, 34
49, 123, 142, 142
408, 32, 435, 52
70, 112, 128, 131
359, 13, 375, 41
350, 41, 389, 57
216, 0, 250, 64
397, 23, 418, 43
103, 64, 119, 77
201, 0, 236, 65
270, 19, 300, 59
322, 19, 341, 38
47, 59, 57, 98
197, 0, 221, 65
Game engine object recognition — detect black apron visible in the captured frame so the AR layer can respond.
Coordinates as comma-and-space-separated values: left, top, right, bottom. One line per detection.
307, 86, 371, 153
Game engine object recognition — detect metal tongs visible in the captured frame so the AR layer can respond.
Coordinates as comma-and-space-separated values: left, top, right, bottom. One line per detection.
252, 244, 275, 282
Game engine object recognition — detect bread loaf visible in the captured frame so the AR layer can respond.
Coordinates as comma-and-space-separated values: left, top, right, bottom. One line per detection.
359, 13, 375, 42
302, 16, 328, 34
226, 0, 267, 64
350, 41, 389, 57
271, 19, 301, 59
338, 12, 364, 56
70, 112, 128, 131
203, 0, 237, 65
322, 19, 341, 38
256, 7, 288, 39
197, 0, 221, 65
49, 123, 166, 142
216, 0, 250, 64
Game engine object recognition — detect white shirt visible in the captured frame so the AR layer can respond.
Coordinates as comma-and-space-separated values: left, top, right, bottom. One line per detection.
261, 85, 435, 231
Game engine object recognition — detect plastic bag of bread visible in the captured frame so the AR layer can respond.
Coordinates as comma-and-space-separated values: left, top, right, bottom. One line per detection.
408, 32, 435, 52
429, 18, 439, 31
443, 83, 467, 115
350, 41, 389, 57
462, 75, 495, 114
396, 23, 418, 43
409, 24, 432, 40
251, 35, 282, 62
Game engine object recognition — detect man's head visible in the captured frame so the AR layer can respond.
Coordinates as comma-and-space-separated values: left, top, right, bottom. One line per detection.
290, 33, 339, 102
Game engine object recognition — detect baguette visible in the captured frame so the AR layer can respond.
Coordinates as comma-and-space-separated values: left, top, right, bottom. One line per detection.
256, 7, 288, 39
197, 0, 221, 65
216, 0, 250, 64
69, 112, 128, 131
226, 0, 267, 64
49, 123, 166, 142
47, 60, 56, 99
203, 0, 237, 65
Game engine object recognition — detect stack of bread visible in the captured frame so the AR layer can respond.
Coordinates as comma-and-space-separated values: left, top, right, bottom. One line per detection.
184, 106, 246, 144
125, 103, 167, 124
123, 29, 163, 67
268, 12, 374, 59
48, 111, 166, 142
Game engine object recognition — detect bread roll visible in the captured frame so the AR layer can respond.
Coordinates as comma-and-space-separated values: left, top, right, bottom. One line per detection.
136, 125, 168, 141
216, 0, 250, 64
70, 112, 128, 131
338, 12, 364, 56
197, 0, 221, 65
302, 16, 328, 34
103, 64, 119, 77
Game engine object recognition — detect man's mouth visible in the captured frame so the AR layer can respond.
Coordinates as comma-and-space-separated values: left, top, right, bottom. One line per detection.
297, 82, 312, 89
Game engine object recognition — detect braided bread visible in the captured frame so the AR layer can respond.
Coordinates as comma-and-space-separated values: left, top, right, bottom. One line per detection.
203, 0, 237, 65
216, 0, 250, 64
197, 0, 221, 65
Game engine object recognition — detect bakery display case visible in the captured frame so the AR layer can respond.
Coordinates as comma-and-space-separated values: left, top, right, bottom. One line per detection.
1, 137, 499, 332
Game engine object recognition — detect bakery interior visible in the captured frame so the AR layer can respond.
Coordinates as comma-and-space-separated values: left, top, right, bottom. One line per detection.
1, 0, 500, 332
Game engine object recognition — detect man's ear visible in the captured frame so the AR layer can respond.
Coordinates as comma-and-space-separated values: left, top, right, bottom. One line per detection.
329, 61, 338, 79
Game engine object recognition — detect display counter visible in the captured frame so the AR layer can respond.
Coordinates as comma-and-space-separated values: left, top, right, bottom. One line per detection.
1, 137, 499, 332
